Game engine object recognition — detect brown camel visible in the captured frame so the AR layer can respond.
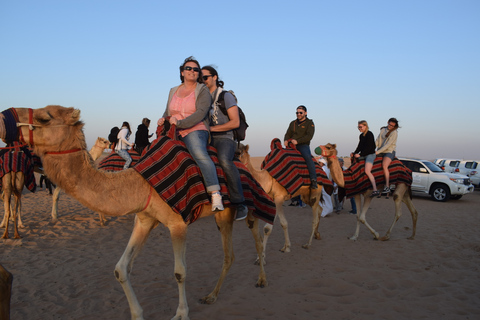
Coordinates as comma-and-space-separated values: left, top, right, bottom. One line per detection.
316, 143, 418, 241
7, 105, 266, 320
237, 144, 323, 262
0, 170, 25, 239
0, 263, 13, 320
49, 136, 110, 225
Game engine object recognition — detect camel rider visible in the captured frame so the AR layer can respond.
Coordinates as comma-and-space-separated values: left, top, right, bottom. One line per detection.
284, 105, 317, 189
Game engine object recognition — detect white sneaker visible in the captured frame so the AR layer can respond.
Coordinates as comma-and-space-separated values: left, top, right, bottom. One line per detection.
211, 192, 224, 211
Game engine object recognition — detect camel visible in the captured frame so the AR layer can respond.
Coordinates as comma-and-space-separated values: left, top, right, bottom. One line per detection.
0, 137, 109, 238
0, 263, 13, 320
5, 105, 267, 320
237, 144, 324, 262
316, 143, 418, 241
0, 170, 25, 239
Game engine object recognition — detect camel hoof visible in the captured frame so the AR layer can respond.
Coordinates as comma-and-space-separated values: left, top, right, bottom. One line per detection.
279, 246, 290, 253
301, 244, 310, 249
199, 295, 217, 305
378, 236, 389, 241
255, 280, 268, 288
349, 236, 358, 241
407, 236, 415, 240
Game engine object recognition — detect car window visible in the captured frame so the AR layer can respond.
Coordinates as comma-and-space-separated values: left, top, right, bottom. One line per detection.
449, 161, 460, 167
423, 161, 443, 172
465, 162, 478, 169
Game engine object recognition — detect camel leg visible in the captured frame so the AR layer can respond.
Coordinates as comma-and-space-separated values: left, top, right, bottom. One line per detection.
402, 191, 418, 240
1, 176, 12, 239
0, 193, 6, 229
245, 211, 267, 287
50, 187, 61, 223
0, 263, 13, 320
302, 197, 323, 249
201, 208, 235, 305
254, 222, 272, 265
350, 193, 380, 241
169, 220, 189, 320
12, 192, 22, 239
114, 214, 158, 320
98, 212, 107, 226
274, 198, 291, 253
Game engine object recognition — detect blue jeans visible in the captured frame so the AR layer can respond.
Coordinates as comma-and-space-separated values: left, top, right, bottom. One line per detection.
212, 138, 244, 204
117, 149, 132, 170
350, 197, 357, 213
296, 144, 317, 184
181, 130, 220, 192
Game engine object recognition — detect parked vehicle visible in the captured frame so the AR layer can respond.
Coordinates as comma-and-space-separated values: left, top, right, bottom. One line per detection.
457, 160, 480, 187
400, 158, 474, 202
442, 159, 462, 173
434, 158, 446, 170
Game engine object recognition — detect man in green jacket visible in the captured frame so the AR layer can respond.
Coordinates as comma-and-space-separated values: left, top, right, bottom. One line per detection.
284, 105, 317, 189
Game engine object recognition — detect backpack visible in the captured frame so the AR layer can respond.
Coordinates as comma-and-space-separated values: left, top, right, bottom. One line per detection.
216, 90, 249, 142
108, 127, 120, 144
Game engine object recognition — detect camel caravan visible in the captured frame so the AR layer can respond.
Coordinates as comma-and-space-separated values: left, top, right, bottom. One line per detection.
0, 105, 418, 319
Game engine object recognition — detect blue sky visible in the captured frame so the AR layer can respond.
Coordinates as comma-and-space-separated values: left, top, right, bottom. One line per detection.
1, 0, 479, 160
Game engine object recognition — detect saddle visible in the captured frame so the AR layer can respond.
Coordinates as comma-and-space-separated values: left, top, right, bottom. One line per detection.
261, 138, 333, 196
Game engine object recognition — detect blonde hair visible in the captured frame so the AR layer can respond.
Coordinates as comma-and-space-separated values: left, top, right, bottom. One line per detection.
358, 120, 369, 136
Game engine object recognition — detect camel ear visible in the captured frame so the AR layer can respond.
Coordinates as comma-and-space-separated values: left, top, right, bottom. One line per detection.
331, 143, 336, 149
245, 144, 249, 152
71, 109, 81, 121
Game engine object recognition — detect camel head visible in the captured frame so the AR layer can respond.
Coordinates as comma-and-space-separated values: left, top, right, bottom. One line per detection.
314, 143, 337, 159
236, 143, 250, 165
95, 137, 110, 150
1, 105, 86, 155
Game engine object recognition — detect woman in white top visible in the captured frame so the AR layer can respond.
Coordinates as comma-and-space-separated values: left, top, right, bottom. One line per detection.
375, 118, 399, 193
115, 121, 134, 170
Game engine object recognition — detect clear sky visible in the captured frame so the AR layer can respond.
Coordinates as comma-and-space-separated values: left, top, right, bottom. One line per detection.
1, 0, 479, 160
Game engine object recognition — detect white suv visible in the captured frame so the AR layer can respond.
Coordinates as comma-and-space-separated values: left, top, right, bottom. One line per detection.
457, 160, 480, 187
400, 158, 474, 201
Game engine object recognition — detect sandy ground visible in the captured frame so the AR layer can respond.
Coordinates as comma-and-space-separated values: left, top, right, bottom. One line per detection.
1, 156, 480, 320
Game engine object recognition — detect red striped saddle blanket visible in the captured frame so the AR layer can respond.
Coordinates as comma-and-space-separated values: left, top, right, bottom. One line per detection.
102, 134, 276, 225
261, 138, 333, 196
97, 150, 141, 171
343, 157, 413, 198
0, 147, 36, 192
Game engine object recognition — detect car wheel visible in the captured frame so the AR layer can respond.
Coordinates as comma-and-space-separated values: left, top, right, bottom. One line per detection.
430, 183, 450, 202
450, 195, 463, 200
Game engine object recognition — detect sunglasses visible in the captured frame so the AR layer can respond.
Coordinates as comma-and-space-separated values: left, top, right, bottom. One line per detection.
296, 112, 304, 115
202, 75, 213, 80
184, 66, 200, 72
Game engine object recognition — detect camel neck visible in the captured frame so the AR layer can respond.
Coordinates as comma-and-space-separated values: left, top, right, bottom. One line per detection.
42, 150, 150, 217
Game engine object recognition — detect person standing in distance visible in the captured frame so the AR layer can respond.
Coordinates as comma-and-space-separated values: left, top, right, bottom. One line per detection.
284, 105, 317, 189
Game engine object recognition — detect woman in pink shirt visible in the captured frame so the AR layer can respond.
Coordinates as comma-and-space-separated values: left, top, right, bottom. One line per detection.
157, 57, 223, 211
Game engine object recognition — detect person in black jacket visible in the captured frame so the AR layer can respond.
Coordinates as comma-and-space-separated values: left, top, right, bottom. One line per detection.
351, 120, 379, 197
134, 118, 153, 154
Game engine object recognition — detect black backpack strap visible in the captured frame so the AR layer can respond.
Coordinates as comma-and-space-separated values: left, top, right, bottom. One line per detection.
217, 91, 228, 116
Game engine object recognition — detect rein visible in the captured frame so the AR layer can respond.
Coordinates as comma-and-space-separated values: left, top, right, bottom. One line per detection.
44, 148, 83, 155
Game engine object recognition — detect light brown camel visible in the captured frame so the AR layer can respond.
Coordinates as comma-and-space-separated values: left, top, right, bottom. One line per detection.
8, 105, 266, 320
0, 138, 109, 237
0, 170, 25, 239
237, 144, 323, 262
316, 143, 418, 241
48, 136, 110, 225
0, 263, 13, 320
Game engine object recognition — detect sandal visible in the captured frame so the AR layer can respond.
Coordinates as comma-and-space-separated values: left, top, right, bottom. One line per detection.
370, 190, 380, 198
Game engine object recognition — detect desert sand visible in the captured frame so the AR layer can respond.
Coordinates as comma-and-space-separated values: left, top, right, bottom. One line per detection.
1, 156, 480, 320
